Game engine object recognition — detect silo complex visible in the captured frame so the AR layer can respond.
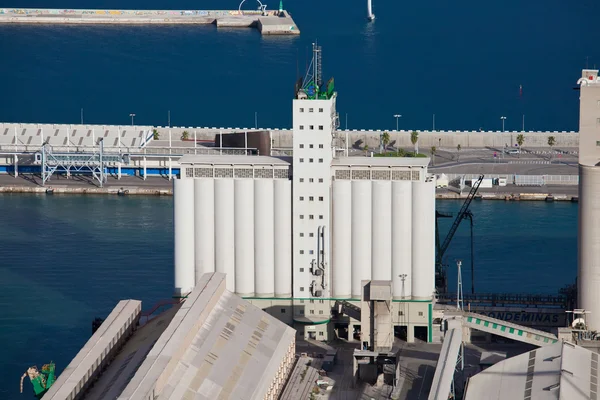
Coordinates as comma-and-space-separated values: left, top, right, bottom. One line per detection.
392, 181, 412, 299
274, 179, 293, 298
578, 69, 600, 331
234, 179, 255, 297
332, 180, 352, 298
254, 179, 275, 297
411, 180, 436, 300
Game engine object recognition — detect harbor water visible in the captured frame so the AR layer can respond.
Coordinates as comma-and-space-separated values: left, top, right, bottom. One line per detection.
0, 195, 576, 398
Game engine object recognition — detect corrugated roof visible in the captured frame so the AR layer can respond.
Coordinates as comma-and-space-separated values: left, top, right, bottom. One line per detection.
465, 341, 599, 400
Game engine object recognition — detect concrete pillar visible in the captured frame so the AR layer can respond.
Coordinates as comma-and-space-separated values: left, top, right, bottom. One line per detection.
169, 157, 172, 180
143, 156, 147, 180
14, 154, 18, 178
118, 162, 121, 179
407, 325, 415, 343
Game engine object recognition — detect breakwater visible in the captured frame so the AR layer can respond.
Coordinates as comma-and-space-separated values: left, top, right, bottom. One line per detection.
0, 8, 300, 35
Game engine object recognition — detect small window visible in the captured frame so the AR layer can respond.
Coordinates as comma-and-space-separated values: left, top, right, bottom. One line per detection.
300, 287, 305, 291
318, 158, 323, 163
309, 125, 314, 130
320, 250, 324, 254
309, 144, 314, 149
309, 158, 314, 163
300, 250, 304, 254
319, 310, 323, 315
300, 215, 305, 220
300, 144, 304, 149
318, 125, 324, 130
319, 196, 323, 201
309, 108, 314, 113
300, 125, 304, 130
398, 311, 404, 316
597, 118, 600, 126
309, 196, 314, 201
300, 310, 305, 315
300, 158, 304, 163
309, 233, 314, 237
418, 311, 424, 316
300, 196, 304, 201
320, 231, 324, 237
319, 331, 324, 336
310, 310, 315, 314
309, 178, 314, 183
300, 178, 304, 182
319, 144, 323, 149
319, 178, 323, 183
300, 108, 305, 112
597, 141, 600, 147
319, 108, 323, 112
281, 308, 286, 313
309, 215, 314, 220
309, 250, 314, 255
300, 232, 304, 237
300, 267, 304, 272
319, 215, 323, 220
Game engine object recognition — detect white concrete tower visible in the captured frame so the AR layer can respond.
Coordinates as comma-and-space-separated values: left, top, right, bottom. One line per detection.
292, 43, 338, 312
577, 69, 600, 330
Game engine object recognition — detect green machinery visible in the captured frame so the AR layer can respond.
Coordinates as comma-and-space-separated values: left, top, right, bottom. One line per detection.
20, 363, 56, 399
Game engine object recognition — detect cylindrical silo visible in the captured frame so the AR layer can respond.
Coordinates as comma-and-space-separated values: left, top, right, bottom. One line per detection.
411, 180, 435, 300
254, 179, 275, 297
274, 179, 292, 298
174, 179, 195, 297
234, 179, 255, 297
214, 179, 235, 292
371, 181, 392, 281
578, 165, 600, 331
332, 180, 352, 298
392, 181, 412, 299
194, 179, 215, 282
351, 180, 372, 298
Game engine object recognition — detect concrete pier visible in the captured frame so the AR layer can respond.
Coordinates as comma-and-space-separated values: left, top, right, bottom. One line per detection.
0, 8, 300, 35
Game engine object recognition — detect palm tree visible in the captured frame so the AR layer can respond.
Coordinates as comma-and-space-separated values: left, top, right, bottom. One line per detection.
430, 146, 437, 166
381, 131, 390, 153
456, 144, 462, 162
410, 131, 419, 156
548, 135, 556, 162
516, 134, 525, 158
181, 130, 189, 141
364, 144, 369, 156
152, 129, 160, 140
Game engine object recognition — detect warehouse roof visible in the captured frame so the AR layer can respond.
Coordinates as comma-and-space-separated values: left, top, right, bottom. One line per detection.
332, 156, 430, 167
465, 341, 598, 400
119, 272, 296, 400
179, 154, 291, 166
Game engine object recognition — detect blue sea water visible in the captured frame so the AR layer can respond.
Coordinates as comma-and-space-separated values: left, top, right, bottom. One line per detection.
0, 195, 577, 399
1, 0, 599, 131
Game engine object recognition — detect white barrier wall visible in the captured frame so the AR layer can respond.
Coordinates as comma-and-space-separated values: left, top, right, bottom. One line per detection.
332, 180, 352, 298
274, 179, 293, 297
411, 180, 435, 299
254, 179, 275, 297
214, 179, 235, 291
234, 179, 255, 296
174, 179, 195, 296
194, 179, 215, 279
392, 181, 412, 299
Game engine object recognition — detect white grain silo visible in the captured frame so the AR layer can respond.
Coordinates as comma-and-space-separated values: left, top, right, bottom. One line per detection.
411, 180, 435, 299
371, 181, 392, 281
254, 179, 275, 297
214, 178, 235, 292
194, 179, 215, 280
274, 179, 293, 298
234, 179, 255, 297
332, 179, 352, 298
577, 69, 600, 330
392, 181, 412, 299
351, 180, 373, 298
174, 178, 195, 297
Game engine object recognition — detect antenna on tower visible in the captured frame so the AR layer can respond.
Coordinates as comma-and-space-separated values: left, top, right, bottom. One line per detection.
296, 43, 335, 101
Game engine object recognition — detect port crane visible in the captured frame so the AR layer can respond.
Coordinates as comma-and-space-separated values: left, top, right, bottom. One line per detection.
435, 174, 484, 294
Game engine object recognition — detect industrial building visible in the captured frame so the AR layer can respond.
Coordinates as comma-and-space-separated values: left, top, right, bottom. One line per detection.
577, 68, 600, 332
41, 272, 296, 400
173, 44, 436, 342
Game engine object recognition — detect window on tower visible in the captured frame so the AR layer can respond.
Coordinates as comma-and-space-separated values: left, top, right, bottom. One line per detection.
319, 125, 324, 130
300, 108, 305, 112
319, 196, 323, 201
309, 178, 314, 183
319, 158, 323, 163
300, 125, 304, 130
300, 158, 304, 163
309, 108, 314, 112
319, 108, 323, 112
300, 144, 304, 148
309, 158, 314, 163
319, 178, 323, 183
309, 215, 314, 220
300, 196, 304, 201
319, 144, 323, 149
309, 125, 314, 130
309, 196, 314, 201
309, 144, 314, 149
300, 178, 304, 182
300, 250, 304, 254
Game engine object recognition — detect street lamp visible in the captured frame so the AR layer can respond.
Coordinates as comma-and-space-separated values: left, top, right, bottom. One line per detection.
393, 114, 402, 131
130, 113, 136, 126
500, 116, 507, 132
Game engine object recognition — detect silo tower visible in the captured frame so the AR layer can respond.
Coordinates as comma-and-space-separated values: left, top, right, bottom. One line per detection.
577, 68, 600, 330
